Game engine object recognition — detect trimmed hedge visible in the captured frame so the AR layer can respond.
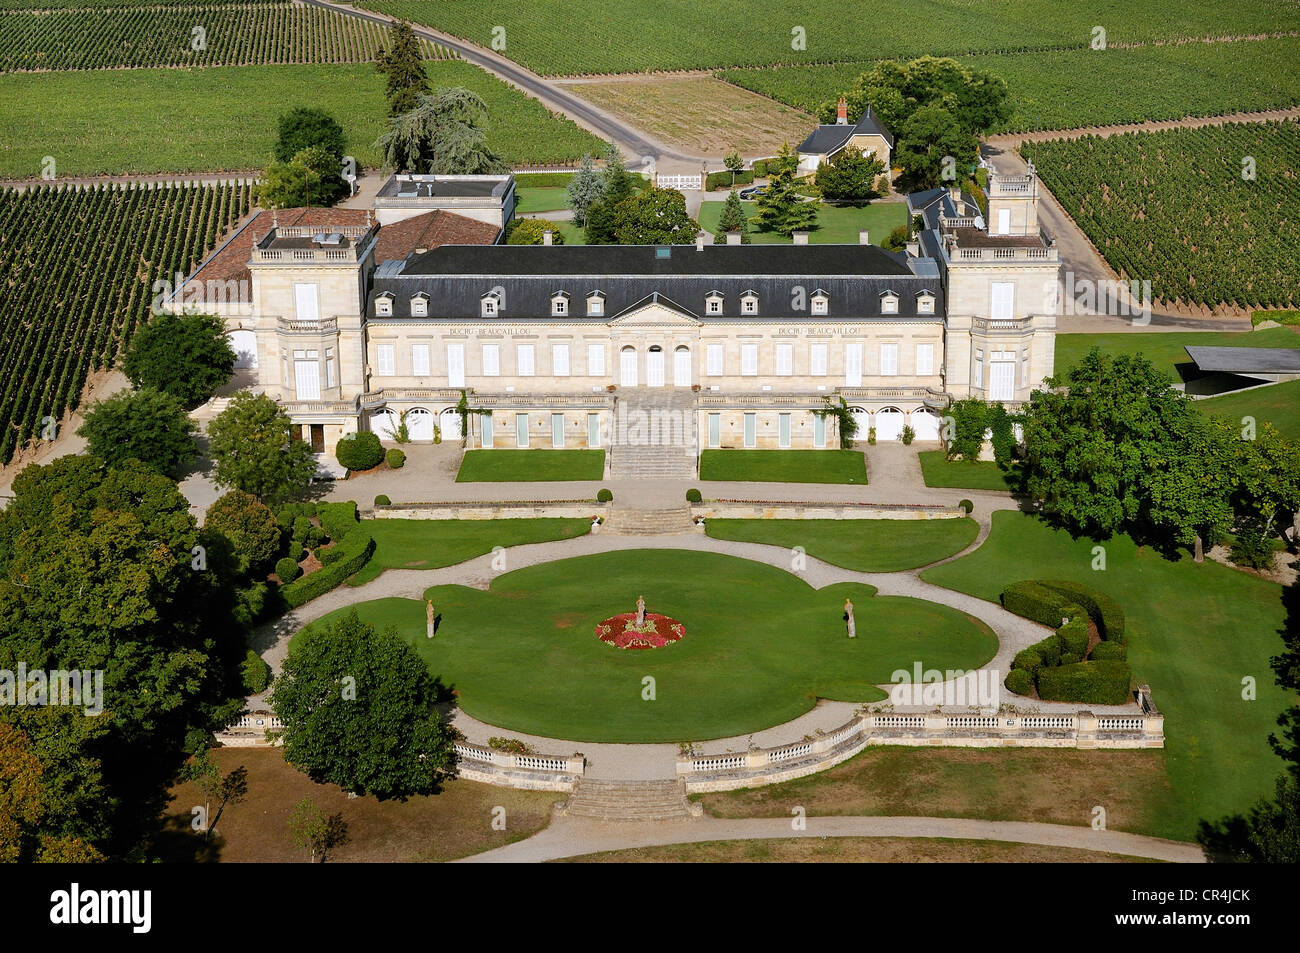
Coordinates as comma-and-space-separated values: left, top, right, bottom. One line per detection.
276, 502, 317, 528
1036, 661, 1133, 706
241, 649, 271, 694
1012, 649, 1044, 674
1004, 668, 1034, 696
336, 431, 384, 471
1090, 640, 1127, 661
286, 540, 304, 563
374, 494, 391, 506
707, 169, 755, 191
1038, 580, 1126, 643
386, 448, 406, 470
318, 501, 358, 541
1057, 614, 1089, 656
280, 529, 375, 608
1000, 580, 1073, 628
275, 556, 302, 582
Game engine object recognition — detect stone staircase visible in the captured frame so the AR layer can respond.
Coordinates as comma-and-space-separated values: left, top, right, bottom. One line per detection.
559, 778, 700, 822
601, 504, 695, 536
609, 388, 698, 479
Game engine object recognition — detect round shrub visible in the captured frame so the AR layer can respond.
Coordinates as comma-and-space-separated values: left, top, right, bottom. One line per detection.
958, 499, 973, 514
286, 540, 305, 563
386, 448, 406, 469
241, 649, 271, 695
1004, 669, 1034, 696
275, 556, 302, 582
303, 525, 328, 550
685, 488, 702, 503
291, 515, 312, 542
901, 424, 915, 445
1012, 649, 1043, 674
1090, 640, 1127, 661
597, 488, 613, 503
336, 431, 384, 471
374, 494, 391, 506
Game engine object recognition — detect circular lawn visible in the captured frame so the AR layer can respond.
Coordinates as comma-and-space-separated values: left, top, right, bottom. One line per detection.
296, 550, 997, 743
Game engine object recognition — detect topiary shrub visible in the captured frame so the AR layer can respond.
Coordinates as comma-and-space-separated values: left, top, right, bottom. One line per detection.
1090, 640, 1127, 661
1038, 580, 1126, 643
1012, 649, 1043, 674
1058, 614, 1089, 656
291, 515, 312, 543
241, 649, 271, 694
1027, 634, 1063, 668
867, 427, 876, 445
386, 448, 406, 470
597, 488, 613, 502
1000, 581, 1073, 628
1004, 668, 1034, 696
1036, 660, 1132, 705
302, 524, 328, 550
958, 499, 973, 514
374, 494, 391, 507
686, 488, 702, 503
281, 530, 375, 608
335, 431, 384, 471
318, 501, 358, 541
276, 502, 317, 528
901, 424, 915, 445
275, 556, 302, 582
286, 540, 304, 563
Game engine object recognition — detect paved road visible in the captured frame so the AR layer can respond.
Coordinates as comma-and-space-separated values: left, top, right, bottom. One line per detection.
458, 814, 1205, 863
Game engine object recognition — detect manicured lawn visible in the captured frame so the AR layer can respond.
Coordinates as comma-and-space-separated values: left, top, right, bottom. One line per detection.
160, 747, 557, 862
515, 187, 569, 214
301, 551, 998, 743
698, 746, 1176, 838
457, 449, 605, 482
1054, 328, 1300, 381
697, 200, 906, 244
705, 517, 978, 571
348, 517, 590, 585
920, 511, 1294, 842
699, 449, 866, 484
918, 450, 1017, 492
1196, 378, 1300, 443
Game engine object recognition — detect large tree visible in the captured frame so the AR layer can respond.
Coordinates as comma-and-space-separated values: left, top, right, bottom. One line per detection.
565, 153, 604, 226
259, 146, 348, 209
814, 145, 886, 205
374, 88, 508, 175
269, 611, 457, 800
375, 19, 429, 116
207, 392, 317, 506
610, 187, 700, 245
274, 107, 345, 164
122, 311, 236, 410
583, 146, 637, 244
751, 143, 818, 236
77, 387, 197, 476
203, 490, 283, 576
0, 456, 243, 857
712, 189, 750, 244
895, 104, 976, 190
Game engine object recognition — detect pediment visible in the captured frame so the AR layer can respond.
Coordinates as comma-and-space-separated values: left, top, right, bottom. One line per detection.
608, 296, 700, 327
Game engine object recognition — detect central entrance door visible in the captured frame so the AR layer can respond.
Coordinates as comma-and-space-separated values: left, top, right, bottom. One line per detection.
309, 424, 324, 453
619, 346, 637, 387
647, 345, 665, 387
673, 346, 691, 387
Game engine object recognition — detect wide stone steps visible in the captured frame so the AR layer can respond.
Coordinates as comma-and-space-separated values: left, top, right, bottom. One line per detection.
560, 778, 698, 821
601, 505, 695, 536
610, 388, 699, 479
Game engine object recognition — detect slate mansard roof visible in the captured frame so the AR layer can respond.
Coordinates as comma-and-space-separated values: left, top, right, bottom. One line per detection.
367, 243, 944, 321
797, 107, 896, 157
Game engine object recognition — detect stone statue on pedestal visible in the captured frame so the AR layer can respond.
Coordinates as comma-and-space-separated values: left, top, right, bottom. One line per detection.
844, 598, 856, 639
636, 595, 646, 627
426, 599, 436, 639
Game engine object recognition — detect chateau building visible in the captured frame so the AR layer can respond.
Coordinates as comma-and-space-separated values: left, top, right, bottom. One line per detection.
180, 167, 1057, 472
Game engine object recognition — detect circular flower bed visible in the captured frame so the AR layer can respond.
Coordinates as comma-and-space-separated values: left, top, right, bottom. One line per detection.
595, 612, 685, 650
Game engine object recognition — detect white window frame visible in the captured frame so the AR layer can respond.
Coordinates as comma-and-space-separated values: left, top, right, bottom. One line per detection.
411, 295, 428, 317
708, 412, 721, 448
706, 343, 724, 376
810, 342, 828, 377
880, 342, 899, 377
552, 343, 570, 377
811, 294, 828, 315
411, 343, 431, 377
881, 295, 899, 315
706, 294, 723, 315
587, 343, 605, 377
918, 294, 935, 315
775, 343, 793, 377
916, 343, 934, 377
446, 343, 465, 388
482, 343, 500, 377
586, 294, 604, 316
844, 342, 862, 386
974, 348, 984, 388
374, 294, 392, 317
326, 348, 336, 388
517, 344, 535, 377
294, 283, 320, 321
741, 293, 758, 315
740, 343, 758, 377
778, 412, 791, 449
481, 295, 499, 317
376, 343, 395, 377
551, 295, 568, 317
991, 281, 1015, 320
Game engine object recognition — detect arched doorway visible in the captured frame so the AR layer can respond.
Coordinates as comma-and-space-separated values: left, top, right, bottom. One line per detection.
406, 407, 434, 442
673, 345, 691, 387
910, 407, 940, 441
227, 329, 257, 368
850, 406, 871, 441
619, 346, 637, 387
370, 409, 400, 441
875, 406, 905, 441
647, 345, 665, 387
438, 407, 462, 441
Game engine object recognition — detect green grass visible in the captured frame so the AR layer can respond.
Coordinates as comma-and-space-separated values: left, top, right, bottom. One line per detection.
1054, 328, 1300, 381
554, 222, 587, 245
1196, 378, 1300, 443
302, 550, 998, 742
918, 450, 1016, 491
0, 60, 606, 178
347, 517, 590, 585
456, 449, 605, 482
705, 517, 979, 571
697, 200, 905, 244
920, 510, 1295, 842
699, 449, 866, 484
515, 187, 570, 214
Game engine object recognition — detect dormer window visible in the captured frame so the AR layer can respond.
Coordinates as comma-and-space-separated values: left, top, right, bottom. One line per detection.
917, 291, 935, 315
481, 292, 501, 317
551, 292, 570, 317
741, 291, 759, 315
587, 291, 605, 316
705, 291, 724, 315
810, 290, 828, 315
880, 291, 899, 314
375, 292, 393, 317
410, 293, 429, 317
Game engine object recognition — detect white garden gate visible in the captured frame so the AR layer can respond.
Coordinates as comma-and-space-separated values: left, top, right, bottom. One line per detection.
656, 173, 702, 191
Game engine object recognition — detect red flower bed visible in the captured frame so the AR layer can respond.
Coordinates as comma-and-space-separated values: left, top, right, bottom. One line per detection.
595, 612, 686, 650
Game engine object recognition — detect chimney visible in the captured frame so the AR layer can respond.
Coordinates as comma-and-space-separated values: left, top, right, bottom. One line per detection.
836, 97, 848, 125
858, 229, 870, 245
726, 230, 742, 245
542, 230, 553, 246
792, 231, 809, 245
695, 230, 706, 251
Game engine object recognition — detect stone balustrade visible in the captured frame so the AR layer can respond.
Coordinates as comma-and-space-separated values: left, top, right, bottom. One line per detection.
692, 500, 964, 521
453, 741, 586, 791
372, 500, 607, 520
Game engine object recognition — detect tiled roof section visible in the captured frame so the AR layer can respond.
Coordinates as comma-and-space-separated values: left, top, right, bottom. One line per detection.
797, 107, 895, 155
1184, 346, 1300, 374
184, 207, 497, 303
373, 210, 500, 263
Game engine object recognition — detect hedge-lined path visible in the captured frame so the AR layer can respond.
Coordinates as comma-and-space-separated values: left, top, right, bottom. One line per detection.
252, 511, 1136, 782
458, 814, 1204, 864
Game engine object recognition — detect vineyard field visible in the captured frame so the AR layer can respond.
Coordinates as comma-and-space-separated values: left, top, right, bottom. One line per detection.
717, 36, 1300, 133
0, 3, 451, 71
0, 60, 607, 177
358, 0, 1298, 75
0, 182, 252, 465
1022, 121, 1300, 310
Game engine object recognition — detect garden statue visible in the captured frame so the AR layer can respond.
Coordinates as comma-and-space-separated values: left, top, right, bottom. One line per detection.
844, 598, 856, 639
636, 595, 646, 627
426, 599, 435, 639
